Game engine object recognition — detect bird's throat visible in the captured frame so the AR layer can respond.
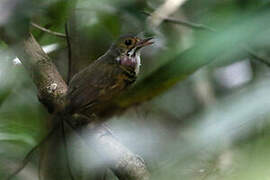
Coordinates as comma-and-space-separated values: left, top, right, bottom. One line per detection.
117, 54, 141, 75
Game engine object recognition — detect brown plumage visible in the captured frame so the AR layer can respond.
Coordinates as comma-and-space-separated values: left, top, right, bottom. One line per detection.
65, 35, 153, 117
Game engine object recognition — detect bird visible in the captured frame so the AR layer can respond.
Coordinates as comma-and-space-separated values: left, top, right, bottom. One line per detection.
65, 35, 153, 119
5, 35, 153, 180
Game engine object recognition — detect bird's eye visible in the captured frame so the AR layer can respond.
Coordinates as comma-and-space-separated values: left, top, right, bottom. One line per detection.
124, 39, 132, 46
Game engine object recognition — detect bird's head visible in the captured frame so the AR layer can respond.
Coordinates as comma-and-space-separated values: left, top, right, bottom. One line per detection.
110, 35, 153, 74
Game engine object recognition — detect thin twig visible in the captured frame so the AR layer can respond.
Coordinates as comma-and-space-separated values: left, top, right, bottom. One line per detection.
244, 47, 270, 68
143, 11, 216, 32
65, 23, 72, 84
145, 11, 270, 68
31, 22, 66, 38
146, 10, 270, 68
61, 119, 75, 180
148, 0, 188, 27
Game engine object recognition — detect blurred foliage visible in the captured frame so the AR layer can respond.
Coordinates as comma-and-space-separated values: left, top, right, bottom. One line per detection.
0, 49, 47, 179
2, 0, 270, 180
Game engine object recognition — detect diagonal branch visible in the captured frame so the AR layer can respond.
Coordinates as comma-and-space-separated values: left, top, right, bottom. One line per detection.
31, 22, 66, 38
143, 11, 215, 32
87, 124, 150, 180
0, 30, 67, 112
244, 47, 270, 68
66, 116, 150, 180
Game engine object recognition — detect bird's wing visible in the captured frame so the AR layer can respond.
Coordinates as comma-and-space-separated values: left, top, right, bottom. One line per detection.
67, 59, 121, 113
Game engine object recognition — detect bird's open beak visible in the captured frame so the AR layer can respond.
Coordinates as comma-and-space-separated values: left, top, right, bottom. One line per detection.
137, 37, 154, 48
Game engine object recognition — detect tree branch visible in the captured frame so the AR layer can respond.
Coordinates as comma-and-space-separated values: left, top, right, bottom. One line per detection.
92, 126, 150, 180
0, 30, 67, 112
75, 122, 150, 180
